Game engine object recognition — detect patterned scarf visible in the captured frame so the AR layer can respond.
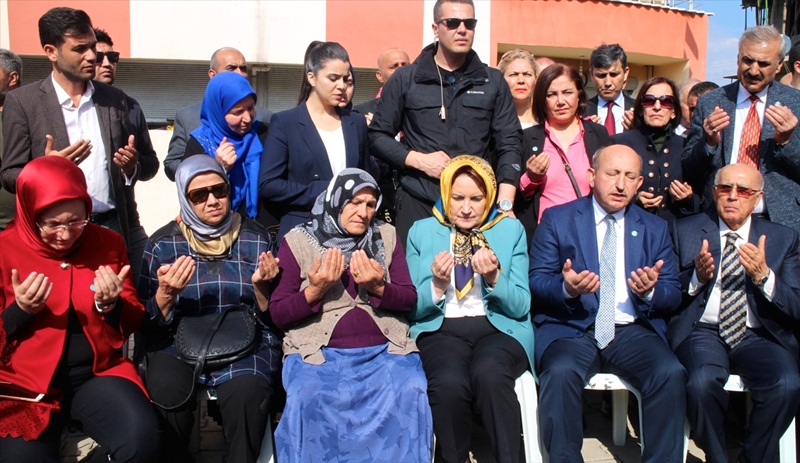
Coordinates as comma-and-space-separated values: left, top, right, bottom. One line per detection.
432, 155, 506, 299
299, 168, 386, 268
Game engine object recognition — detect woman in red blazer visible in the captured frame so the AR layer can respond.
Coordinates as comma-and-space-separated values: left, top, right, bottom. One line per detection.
0, 157, 160, 462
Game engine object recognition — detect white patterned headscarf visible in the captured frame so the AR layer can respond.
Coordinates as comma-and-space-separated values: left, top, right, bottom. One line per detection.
299, 168, 386, 268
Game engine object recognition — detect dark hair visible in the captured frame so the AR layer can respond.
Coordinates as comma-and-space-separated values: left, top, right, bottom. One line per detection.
532, 64, 586, 124
451, 165, 487, 196
590, 43, 627, 70
433, 0, 475, 21
93, 28, 112, 46
38, 7, 93, 48
790, 42, 800, 74
297, 41, 350, 106
632, 76, 680, 130
688, 81, 719, 99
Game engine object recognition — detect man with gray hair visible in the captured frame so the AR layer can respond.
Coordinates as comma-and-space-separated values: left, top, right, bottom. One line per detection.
163, 47, 271, 180
0, 48, 22, 229
683, 25, 800, 232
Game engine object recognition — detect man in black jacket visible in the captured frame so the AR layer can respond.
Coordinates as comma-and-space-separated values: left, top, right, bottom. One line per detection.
369, 0, 522, 243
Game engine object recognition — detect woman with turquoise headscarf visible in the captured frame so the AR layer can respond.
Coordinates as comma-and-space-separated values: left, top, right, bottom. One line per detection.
406, 155, 534, 463
183, 72, 276, 231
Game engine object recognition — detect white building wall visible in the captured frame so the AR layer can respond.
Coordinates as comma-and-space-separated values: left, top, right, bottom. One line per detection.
129, 0, 325, 65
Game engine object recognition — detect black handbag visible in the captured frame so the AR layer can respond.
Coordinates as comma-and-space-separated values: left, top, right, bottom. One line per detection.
155, 307, 259, 410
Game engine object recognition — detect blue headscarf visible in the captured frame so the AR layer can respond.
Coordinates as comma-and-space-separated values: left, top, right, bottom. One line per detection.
190, 72, 261, 218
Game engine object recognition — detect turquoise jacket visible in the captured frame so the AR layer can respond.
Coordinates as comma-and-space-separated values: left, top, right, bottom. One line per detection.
406, 216, 534, 371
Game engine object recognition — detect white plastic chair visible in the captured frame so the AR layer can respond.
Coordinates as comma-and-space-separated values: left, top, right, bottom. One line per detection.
522, 372, 686, 462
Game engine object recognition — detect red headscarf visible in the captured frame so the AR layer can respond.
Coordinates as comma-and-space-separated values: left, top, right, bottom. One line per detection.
11, 156, 92, 259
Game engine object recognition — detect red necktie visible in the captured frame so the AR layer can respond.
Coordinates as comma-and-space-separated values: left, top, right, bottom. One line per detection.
737, 95, 761, 168
604, 100, 616, 135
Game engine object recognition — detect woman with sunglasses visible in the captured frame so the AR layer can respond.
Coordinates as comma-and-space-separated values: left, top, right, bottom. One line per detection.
0, 157, 161, 462
138, 155, 281, 462
611, 76, 698, 224
497, 49, 540, 129
181, 72, 278, 233
260, 42, 374, 243
269, 168, 431, 462
515, 64, 611, 242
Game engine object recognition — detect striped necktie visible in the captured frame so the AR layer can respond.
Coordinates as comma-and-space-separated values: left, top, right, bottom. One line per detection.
595, 214, 617, 349
719, 232, 747, 348
737, 95, 761, 168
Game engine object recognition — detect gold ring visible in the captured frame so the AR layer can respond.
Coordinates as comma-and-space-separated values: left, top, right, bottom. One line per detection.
353, 272, 360, 277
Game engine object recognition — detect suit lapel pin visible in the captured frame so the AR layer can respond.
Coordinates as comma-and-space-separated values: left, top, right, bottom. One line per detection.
532, 146, 538, 152
631, 230, 639, 237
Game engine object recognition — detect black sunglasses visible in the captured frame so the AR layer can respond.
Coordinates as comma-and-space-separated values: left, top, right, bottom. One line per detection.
713, 183, 762, 199
642, 94, 675, 110
187, 183, 230, 204
97, 51, 120, 64
438, 18, 478, 30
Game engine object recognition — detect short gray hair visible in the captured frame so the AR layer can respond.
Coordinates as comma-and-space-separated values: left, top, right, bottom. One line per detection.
0, 49, 22, 75
739, 25, 785, 61
713, 165, 765, 190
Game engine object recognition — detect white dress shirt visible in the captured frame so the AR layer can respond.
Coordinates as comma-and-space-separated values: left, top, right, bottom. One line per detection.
596, 91, 627, 135
316, 125, 347, 179
51, 74, 113, 213
689, 216, 774, 328
590, 199, 637, 324
432, 229, 488, 318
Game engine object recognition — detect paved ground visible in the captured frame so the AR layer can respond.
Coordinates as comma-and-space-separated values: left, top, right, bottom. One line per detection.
60, 389, 722, 462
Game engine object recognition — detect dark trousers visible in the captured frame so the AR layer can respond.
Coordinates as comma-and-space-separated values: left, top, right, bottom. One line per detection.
417, 317, 527, 463
675, 325, 800, 463
396, 187, 435, 247
127, 223, 148, 284
0, 376, 162, 463
145, 352, 273, 463
537, 324, 686, 463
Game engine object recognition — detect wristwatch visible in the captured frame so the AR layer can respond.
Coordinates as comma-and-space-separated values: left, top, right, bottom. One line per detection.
498, 199, 513, 213
752, 272, 769, 288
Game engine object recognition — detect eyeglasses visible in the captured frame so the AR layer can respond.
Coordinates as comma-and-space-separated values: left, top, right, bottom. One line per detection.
186, 183, 230, 204
37, 219, 90, 236
713, 183, 762, 198
96, 51, 120, 64
642, 94, 675, 110
437, 18, 478, 30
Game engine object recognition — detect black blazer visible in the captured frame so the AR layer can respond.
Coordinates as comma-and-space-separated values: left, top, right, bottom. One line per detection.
258, 102, 374, 241
668, 211, 800, 359
611, 128, 697, 226
514, 121, 610, 243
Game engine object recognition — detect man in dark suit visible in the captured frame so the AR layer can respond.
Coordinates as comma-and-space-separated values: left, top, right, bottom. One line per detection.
92, 27, 158, 280
683, 25, 800, 232
583, 44, 635, 135
669, 163, 800, 463
0, 48, 22, 230
529, 144, 686, 462
0, 7, 148, 249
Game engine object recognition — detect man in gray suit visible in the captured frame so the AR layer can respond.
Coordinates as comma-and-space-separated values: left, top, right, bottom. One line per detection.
0, 48, 22, 230
0, 7, 147, 246
683, 25, 800, 232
